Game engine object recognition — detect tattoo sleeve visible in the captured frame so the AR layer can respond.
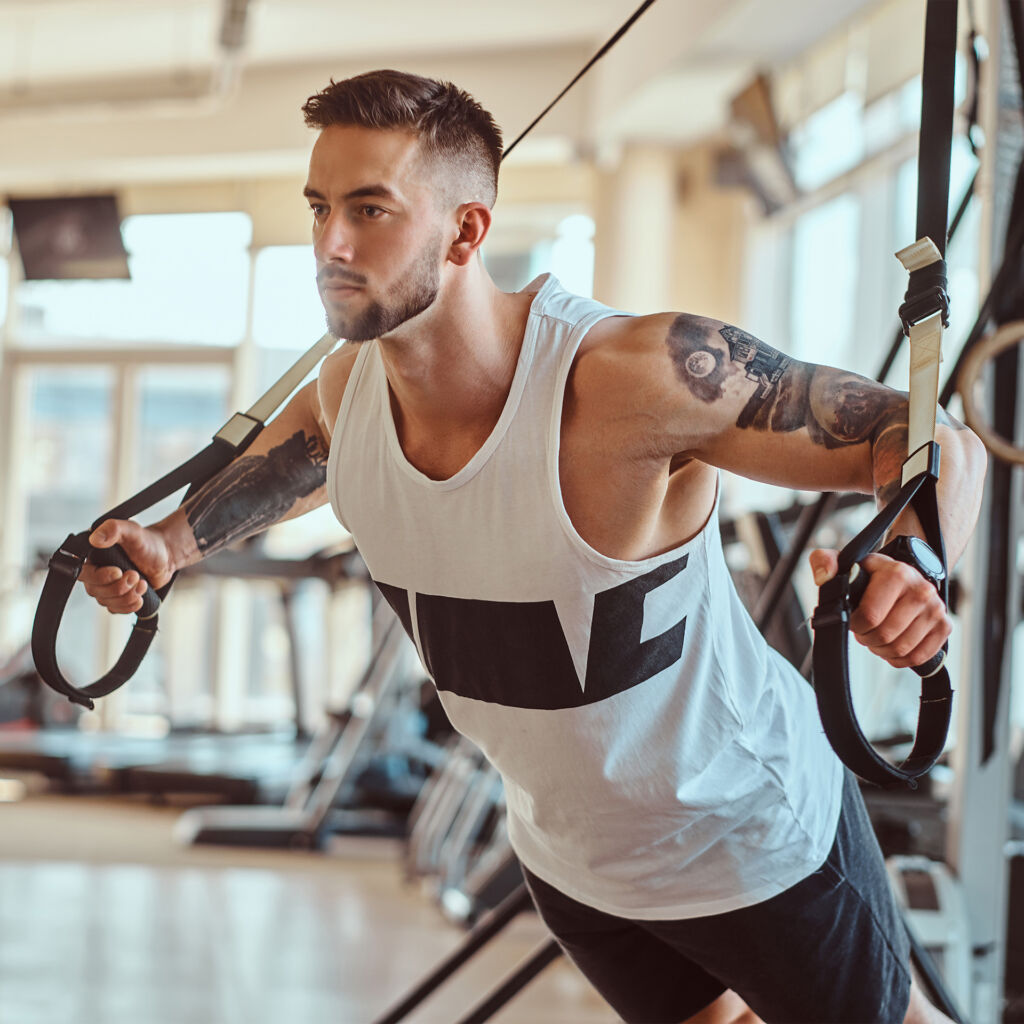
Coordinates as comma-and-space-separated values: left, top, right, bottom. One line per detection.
184, 429, 329, 555
666, 316, 969, 506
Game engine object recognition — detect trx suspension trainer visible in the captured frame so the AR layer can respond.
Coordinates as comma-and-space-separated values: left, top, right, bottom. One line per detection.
810, 0, 959, 789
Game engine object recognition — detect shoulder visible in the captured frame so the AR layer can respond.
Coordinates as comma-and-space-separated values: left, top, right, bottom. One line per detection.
574, 311, 726, 380
563, 311, 727, 459
315, 343, 362, 441
571, 311, 726, 409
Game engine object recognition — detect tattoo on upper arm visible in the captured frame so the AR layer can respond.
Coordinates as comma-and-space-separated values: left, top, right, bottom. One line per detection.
665, 314, 923, 501
185, 430, 329, 554
666, 315, 901, 446
667, 317, 805, 429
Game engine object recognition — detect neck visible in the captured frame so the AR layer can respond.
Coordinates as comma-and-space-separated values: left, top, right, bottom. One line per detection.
377, 260, 535, 440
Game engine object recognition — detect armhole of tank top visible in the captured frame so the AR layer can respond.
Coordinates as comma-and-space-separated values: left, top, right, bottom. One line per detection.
547, 313, 723, 573
326, 342, 375, 532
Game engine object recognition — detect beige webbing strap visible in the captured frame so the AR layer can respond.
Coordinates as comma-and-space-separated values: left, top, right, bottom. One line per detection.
247, 332, 337, 423
896, 238, 945, 484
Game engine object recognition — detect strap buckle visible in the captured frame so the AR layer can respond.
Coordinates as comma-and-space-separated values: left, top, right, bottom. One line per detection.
899, 283, 950, 334
47, 535, 86, 582
896, 237, 950, 333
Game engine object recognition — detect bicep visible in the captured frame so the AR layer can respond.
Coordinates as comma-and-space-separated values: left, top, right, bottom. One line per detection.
244, 343, 355, 461
242, 379, 329, 462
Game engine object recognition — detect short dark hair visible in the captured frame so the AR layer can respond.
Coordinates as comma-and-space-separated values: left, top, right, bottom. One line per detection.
302, 70, 503, 207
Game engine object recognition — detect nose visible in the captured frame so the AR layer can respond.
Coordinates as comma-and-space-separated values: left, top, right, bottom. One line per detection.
315, 212, 355, 263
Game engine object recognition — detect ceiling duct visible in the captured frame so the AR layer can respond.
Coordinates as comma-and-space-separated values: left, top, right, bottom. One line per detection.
0, 0, 252, 121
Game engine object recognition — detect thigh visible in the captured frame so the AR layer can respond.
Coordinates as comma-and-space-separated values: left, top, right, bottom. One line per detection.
523, 867, 727, 1024
644, 771, 912, 1024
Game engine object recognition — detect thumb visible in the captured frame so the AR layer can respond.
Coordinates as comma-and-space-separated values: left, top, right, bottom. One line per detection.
808, 548, 839, 587
88, 519, 122, 548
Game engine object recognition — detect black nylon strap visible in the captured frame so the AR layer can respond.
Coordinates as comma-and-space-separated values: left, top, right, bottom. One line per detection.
501, 0, 659, 161
810, 0, 958, 788
31, 532, 160, 709
916, 0, 958, 259
811, 465, 953, 788
31, 433, 253, 708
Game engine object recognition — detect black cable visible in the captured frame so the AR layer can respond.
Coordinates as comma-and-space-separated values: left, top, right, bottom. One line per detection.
500, 0, 659, 162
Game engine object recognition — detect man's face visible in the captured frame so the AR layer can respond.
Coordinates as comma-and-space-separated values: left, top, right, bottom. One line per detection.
304, 125, 448, 341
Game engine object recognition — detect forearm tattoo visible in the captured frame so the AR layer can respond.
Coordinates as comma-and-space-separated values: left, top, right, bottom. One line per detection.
185, 430, 329, 555
665, 316, 970, 505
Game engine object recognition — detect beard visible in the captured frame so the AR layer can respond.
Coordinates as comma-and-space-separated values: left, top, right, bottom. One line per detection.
321, 234, 443, 342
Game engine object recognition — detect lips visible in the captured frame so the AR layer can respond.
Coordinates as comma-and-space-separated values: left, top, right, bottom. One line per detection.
319, 279, 363, 303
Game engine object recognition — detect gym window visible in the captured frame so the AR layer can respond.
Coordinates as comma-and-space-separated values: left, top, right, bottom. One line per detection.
13, 211, 252, 346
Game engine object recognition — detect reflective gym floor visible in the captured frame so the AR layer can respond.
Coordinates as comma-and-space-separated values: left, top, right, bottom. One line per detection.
0, 793, 616, 1024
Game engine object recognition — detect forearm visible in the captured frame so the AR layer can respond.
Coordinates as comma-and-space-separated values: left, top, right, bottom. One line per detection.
154, 386, 331, 572
878, 409, 988, 567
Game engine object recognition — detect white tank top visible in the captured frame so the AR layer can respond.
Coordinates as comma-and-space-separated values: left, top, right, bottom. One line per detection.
327, 274, 843, 919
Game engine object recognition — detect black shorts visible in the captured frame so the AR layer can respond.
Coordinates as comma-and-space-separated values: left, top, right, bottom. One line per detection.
523, 771, 912, 1024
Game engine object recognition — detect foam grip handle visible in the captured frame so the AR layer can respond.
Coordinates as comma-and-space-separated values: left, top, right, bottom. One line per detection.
89, 544, 161, 619
912, 645, 947, 678
848, 564, 947, 678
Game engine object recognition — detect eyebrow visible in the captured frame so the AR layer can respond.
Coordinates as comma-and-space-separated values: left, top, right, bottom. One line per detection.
302, 184, 400, 202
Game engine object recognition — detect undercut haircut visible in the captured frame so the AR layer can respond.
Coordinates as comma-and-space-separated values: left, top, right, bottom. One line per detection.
302, 70, 503, 208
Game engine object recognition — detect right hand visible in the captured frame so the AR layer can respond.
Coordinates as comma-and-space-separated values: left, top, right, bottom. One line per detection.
80, 519, 175, 614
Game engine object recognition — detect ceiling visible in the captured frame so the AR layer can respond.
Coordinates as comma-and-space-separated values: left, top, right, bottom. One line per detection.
0, 0, 888, 189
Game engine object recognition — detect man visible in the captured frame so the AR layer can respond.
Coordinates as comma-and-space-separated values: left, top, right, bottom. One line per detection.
81, 70, 986, 1023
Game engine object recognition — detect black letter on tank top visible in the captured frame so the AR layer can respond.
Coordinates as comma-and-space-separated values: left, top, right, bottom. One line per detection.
371, 554, 689, 710
375, 581, 413, 639
415, 595, 580, 710
583, 553, 688, 701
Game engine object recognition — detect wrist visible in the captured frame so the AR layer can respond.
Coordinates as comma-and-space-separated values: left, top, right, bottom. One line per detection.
877, 535, 945, 590
153, 510, 200, 575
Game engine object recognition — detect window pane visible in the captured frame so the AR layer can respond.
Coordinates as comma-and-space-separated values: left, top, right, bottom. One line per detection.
132, 365, 232, 524
791, 92, 864, 192
252, 246, 325, 350
543, 214, 595, 298
25, 367, 114, 557
251, 245, 329, 397
15, 212, 252, 345
790, 194, 861, 368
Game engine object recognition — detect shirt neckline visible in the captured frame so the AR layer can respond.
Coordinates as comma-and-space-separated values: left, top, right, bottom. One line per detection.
378, 273, 557, 490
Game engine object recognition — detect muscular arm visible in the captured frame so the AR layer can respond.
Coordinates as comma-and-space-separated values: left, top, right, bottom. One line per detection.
660, 315, 987, 564
168, 409, 330, 567
84, 346, 356, 611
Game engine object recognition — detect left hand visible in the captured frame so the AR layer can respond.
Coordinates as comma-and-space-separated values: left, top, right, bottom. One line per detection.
809, 548, 951, 669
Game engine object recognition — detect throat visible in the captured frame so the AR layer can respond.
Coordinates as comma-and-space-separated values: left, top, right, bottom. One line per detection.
381, 289, 537, 480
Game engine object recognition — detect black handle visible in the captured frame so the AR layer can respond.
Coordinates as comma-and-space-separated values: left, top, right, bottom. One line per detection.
911, 647, 947, 679
89, 544, 161, 619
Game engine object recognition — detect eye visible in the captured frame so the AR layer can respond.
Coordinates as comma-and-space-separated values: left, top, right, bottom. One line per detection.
359, 205, 385, 219
308, 203, 327, 219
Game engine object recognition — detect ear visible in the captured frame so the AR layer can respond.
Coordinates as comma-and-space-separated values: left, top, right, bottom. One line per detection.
447, 203, 491, 266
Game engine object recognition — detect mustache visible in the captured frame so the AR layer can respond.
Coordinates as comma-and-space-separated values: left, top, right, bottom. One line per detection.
318, 267, 367, 287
